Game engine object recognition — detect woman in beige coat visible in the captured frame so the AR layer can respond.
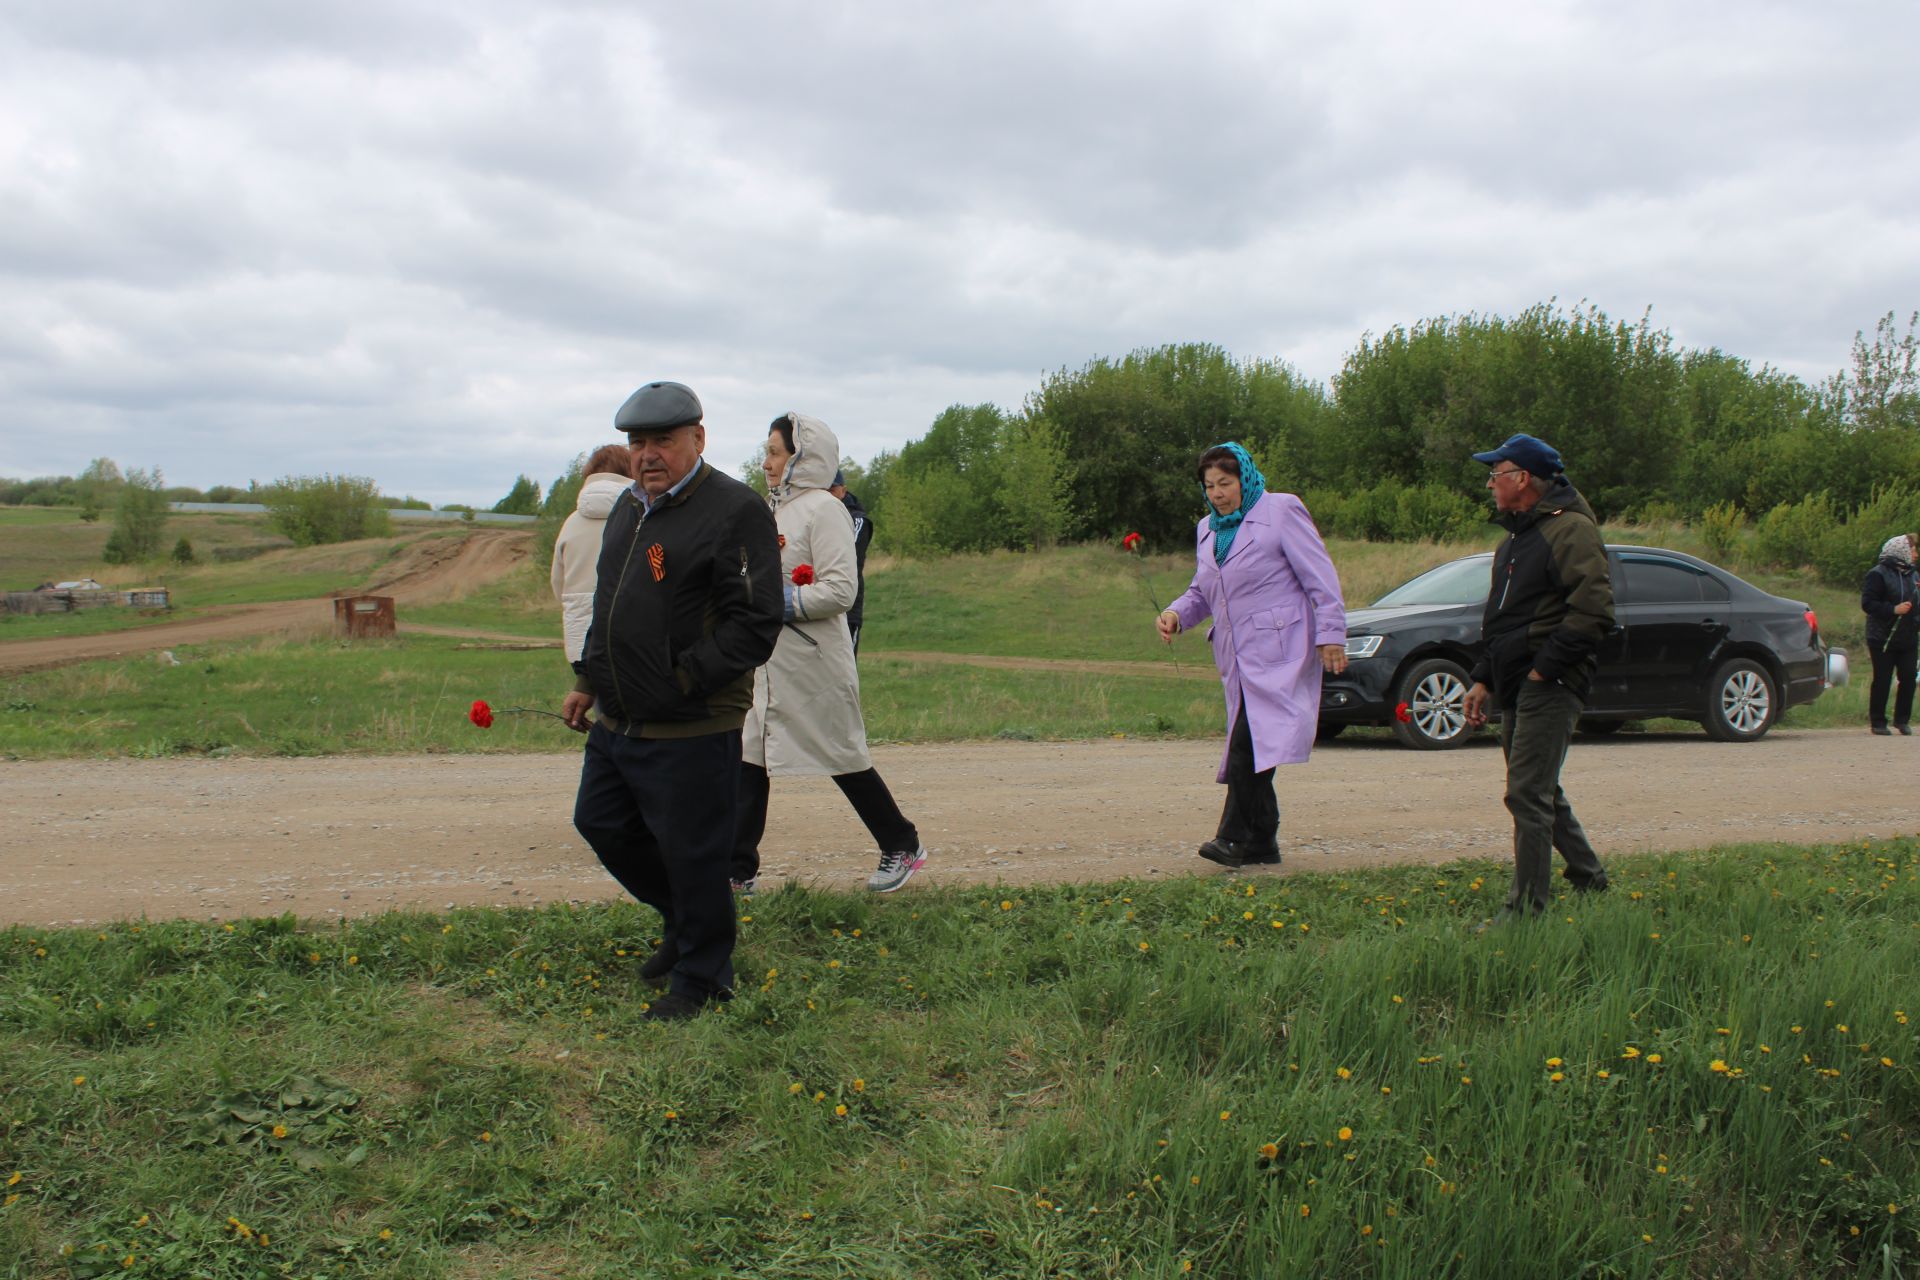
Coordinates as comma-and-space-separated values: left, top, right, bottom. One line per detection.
548, 444, 631, 665
733, 412, 926, 894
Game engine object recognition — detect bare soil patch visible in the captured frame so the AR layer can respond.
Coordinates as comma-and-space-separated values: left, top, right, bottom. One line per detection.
2, 728, 1907, 927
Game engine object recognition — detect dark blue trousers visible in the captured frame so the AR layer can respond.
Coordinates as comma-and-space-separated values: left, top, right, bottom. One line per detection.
573, 723, 741, 1000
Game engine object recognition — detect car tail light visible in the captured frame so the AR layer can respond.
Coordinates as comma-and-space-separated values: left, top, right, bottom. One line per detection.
1804, 608, 1819, 636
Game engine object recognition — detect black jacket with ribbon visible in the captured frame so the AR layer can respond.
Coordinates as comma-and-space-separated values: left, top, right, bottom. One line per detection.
575, 461, 784, 737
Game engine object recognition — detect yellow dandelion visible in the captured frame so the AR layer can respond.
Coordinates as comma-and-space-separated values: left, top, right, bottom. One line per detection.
1259, 1142, 1279, 1159
813, 1091, 826, 1103
134, 1214, 148, 1228
853, 1079, 866, 1092
347, 955, 358, 965
5, 1173, 19, 1187
1642, 1233, 1654, 1243
1709, 1060, 1729, 1074
1882, 1057, 1896, 1067
1549, 1072, 1565, 1083
1299, 1204, 1311, 1218
1392, 995, 1404, 1004
1218, 1110, 1231, 1121
1622, 1046, 1641, 1059
788, 1082, 804, 1094
379, 1228, 393, 1241
1361, 1224, 1374, 1236
1791, 1025, 1803, 1034
271, 1124, 288, 1139
1337, 1126, 1353, 1141
800, 1211, 814, 1221
1646, 1054, 1663, 1065
1461, 1076, 1473, 1085
1138, 941, 1151, 952
1000, 900, 1012, 911
72, 1076, 85, 1086
827, 960, 841, 969
1546, 1057, 1563, 1068
1336, 1066, 1352, 1080
664, 1110, 677, 1120
479, 1131, 492, 1142
834, 1104, 848, 1117
1596, 1069, 1611, 1079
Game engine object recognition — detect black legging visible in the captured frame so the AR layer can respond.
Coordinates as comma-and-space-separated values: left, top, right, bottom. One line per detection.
1868, 642, 1917, 730
732, 761, 918, 881
1216, 697, 1279, 857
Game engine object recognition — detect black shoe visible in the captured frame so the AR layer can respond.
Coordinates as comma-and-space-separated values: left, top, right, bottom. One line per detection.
1898, 725, 1913, 736
1240, 848, 1282, 867
639, 943, 677, 988
1872, 725, 1893, 736
1197, 838, 1245, 869
1570, 878, 1609, 895
643, 990, 717, 1023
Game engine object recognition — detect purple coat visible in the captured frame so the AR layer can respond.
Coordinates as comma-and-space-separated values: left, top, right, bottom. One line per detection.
1168, 491, 1347, 779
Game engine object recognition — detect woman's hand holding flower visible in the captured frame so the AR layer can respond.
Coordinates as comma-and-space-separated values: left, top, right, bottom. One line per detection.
1156, 611, 1181, 645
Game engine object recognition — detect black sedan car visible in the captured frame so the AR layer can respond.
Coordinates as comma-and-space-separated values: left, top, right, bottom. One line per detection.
1320, 546, 1848, 749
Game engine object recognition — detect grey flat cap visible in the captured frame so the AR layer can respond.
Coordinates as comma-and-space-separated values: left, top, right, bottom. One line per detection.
615, 381, 703, 432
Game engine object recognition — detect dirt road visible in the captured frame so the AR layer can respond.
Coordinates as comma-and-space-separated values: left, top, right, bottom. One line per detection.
3, 728, 1907, 927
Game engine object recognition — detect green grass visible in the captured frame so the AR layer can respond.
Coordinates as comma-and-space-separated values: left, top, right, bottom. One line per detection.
0, 534, 1876, 758
3, 840, 1915, 1277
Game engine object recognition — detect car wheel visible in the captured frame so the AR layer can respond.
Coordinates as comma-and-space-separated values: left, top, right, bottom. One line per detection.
1577, 718, 1625, 736
1390, 658, 1474, 750
1703, 658, 1777, 742
1315, 722, 1346, 743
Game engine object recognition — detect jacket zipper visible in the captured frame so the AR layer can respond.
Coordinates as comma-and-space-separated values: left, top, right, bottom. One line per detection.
605, 494, 643, 722
1497, 532, 1516, 609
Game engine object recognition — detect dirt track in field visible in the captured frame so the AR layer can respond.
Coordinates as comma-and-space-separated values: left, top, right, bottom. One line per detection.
2, 728, 1909, 927
0, 531, 530, 675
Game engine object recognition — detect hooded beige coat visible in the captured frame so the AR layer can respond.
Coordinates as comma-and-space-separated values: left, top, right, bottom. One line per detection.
550, 472, 632, 663
743, 414, 871, 775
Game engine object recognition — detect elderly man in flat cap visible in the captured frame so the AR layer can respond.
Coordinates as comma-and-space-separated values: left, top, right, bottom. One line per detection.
1462, 433, 1613, 925
563, 381, 784, 1019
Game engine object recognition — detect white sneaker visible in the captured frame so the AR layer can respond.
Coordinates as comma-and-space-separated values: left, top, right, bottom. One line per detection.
867, 845, 927, 893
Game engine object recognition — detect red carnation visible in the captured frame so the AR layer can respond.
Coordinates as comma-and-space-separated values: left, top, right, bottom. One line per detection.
791, 564, 815, 586
1121, 531, 1143, 552
470, 699, 494, 729
1393, 701, 1411, 723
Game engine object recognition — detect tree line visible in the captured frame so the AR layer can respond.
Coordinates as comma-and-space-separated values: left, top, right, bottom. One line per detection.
831, 302, 1919, 573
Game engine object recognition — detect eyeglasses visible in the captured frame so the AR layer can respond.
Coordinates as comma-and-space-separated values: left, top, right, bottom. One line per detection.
1486, 467, 1526, 482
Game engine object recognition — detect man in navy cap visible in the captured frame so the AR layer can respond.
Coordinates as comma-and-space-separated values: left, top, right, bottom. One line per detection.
563, 380, 784, 1018
1461, 433, 1613, 923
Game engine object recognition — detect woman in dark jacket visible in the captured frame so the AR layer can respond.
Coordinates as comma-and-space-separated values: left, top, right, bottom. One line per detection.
1861, 532, 1919, 735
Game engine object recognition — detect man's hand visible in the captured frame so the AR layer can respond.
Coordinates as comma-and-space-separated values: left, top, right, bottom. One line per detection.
1464, 681, 1491, 728
561, 691, 594, 733
1896, 601, 1913, 616
1156, 611, 1181, 645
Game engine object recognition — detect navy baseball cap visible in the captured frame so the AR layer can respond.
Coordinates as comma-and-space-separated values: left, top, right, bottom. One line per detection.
1471, 433, 1564, 476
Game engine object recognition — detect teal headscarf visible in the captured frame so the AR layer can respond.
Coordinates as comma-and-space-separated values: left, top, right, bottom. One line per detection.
1206, 442, 1267, 565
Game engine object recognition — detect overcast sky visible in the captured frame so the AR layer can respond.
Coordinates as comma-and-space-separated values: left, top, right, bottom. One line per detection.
3, 1, 1916, 506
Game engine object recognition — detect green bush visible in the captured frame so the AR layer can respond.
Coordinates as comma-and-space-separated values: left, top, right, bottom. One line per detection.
260, 475, 392, 547
1813, 487, 1920, 586
1699, 500, 1746, 562
1752, 493, 1841, 569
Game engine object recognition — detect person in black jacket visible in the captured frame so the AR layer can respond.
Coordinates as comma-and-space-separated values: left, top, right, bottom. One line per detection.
1461, 433, 1613, 921
1861, 532, 1919, 735
830, 470, 871, 654
561, 380, 784, 1020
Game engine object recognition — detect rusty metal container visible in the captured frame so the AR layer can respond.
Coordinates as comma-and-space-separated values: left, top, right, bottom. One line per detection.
332, 594, 396, 638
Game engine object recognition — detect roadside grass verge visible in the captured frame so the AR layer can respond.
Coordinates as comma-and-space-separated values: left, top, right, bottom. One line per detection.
0, 637, 1227, 759
2, 839, 1914, 1277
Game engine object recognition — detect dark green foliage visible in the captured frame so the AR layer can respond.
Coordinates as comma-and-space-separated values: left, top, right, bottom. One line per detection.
259, 475, 393, 546
169, 537, 195, 565
490, 474, 542, 516
100, 467, 168, 564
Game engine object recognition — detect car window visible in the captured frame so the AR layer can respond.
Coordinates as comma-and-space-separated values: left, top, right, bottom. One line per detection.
1373, 557, 1493, 606
1620, 556, 1723, 603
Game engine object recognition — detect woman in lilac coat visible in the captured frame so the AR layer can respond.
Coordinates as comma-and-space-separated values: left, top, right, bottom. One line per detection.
1156, 443, 1348, 870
